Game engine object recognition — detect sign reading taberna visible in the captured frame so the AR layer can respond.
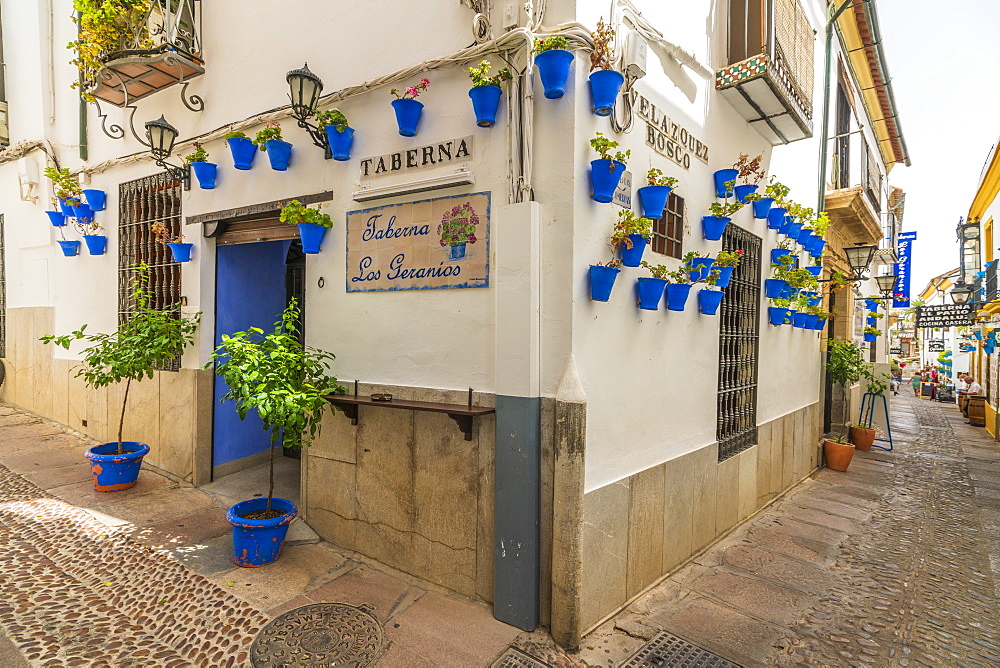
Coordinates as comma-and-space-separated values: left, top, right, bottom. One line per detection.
893, 231, 917, 308
915, 304, 976, 329
346, 192, 490, 292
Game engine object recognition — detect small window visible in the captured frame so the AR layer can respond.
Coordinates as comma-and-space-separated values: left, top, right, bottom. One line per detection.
650, 193, 684, 259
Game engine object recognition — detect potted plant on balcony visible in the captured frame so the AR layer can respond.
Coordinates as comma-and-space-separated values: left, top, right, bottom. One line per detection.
225, 130, 256, 170
185, 142, 217, 189
588, 18, 623, 116
732, 153, 766, 203
468, 60, 512, 128
637, 168, 678, 220
151, 221, 193, 263
533, 35, 573, 99
316, 109, 354, 161
637, 261, 669, 310
280, 199, 333, 254
612, 209, 653, 267
589, 132, 630, 203
253, 121, 292, 171
40, 264, 200, 491
69, 0, 153, 102
44, 167, 83, 215
390, 78, 430, 137
703, 201, 743, 241
712, 249, 743, 288
208, 298, 344, 567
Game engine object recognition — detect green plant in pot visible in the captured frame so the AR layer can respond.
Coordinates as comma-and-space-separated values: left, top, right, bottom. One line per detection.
40, 264, 200, 491
589, 132, 630, 203
208, 298, 345, 567
824, 339, 871, 470
612, 209, 653, 267
280, 199, 333, 254
315, 109, 355, 161
44, 166, 84, 211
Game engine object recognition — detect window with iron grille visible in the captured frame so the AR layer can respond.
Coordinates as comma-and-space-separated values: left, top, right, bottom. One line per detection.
118, 173, 183, 371
0, 215, 5, 357
717, 226, 761, 461
650, 194, 684, 259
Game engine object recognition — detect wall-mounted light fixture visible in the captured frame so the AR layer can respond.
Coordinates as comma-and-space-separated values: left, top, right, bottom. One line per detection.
874, 273, 900, 300
950, 282, 973, 305
144, 116, 191, 190
286, 63, 331, 159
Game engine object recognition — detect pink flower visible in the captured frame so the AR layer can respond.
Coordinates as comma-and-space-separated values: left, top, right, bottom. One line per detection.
468, 234, 477, 244
439, 240, 446, 247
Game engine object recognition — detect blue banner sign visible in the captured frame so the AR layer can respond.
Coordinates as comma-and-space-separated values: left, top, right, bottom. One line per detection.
894, 231, 917, 308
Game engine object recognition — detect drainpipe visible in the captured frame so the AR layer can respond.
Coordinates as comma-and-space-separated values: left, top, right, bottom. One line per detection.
817, 0, 868, 212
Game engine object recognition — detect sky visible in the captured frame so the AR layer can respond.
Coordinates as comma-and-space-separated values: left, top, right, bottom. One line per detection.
876, 0, 1000, 295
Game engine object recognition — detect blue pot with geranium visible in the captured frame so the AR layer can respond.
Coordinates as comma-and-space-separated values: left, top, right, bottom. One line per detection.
390, 78, 430, 137
703, 200, 742, 241
183, 142, 217, 189
225, 131, 256, 170
533, 36, 574, 99
468, 61, 512, 127
637, 168, 677, 220
316, 110, 354, 161
589, 132, 629, 203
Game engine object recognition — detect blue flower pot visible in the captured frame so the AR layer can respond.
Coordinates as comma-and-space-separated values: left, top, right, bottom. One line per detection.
636, 277, 667, 310
469, 85, 503, 127
191, 161, 218, 189
297, 222, 328, 254
865, 299, 880, 311
768, 307, 790, 326
713, 169, 739, 198
864, 333, 877, 342
764, 278, 788, 299
814, 318, 827, 331
228, 497, 297, 567
590, 159, 626, 203
637, 185, 671, 219
805, 314, 819, 329
734, 184, 758, 203
227, 137, 256, 170
265, 139, 292, 171
767, 207, 787, 229
753, 197, 775, 219
786, 221, 803, 238
535, 48, 574, 99
698, 289, 724, 315
450, 243, 467, 260
167, 242, 193, 262
778, 217, 793, 236
810, 239, 827, 257
620, 234, 648, 267
325, 125, 355, 161
797, 228, 813, 245
589, 69, 624, 116
71, 203, 93, 220
392, 98, 424, 137
702, 215, 730, 241
665, 283, 692, 311
589, 265, 620, 301
688, 257, 715, 282
770, 248, 793, 267
715, 266, 735, 288
59, 198, 78, 216
793, 312, 809, 328
84, 441, 150, 492
805, 266, 822, 277
867, 317, 877, 326
804, 292, 821, 307
57, 240, 80, 257
82, 189, 106, 211
83, 234, 107, 255
46, 211, 66, 227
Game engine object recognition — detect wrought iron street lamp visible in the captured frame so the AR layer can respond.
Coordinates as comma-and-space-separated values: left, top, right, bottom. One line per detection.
950, 282, 973, 305
874, 274, 899, 300
144, 116, 190, 190
286, 63, 331, 159
844, 243, 878, 280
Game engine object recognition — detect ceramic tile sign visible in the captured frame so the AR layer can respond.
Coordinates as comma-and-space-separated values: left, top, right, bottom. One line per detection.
346, 191, 490, 292
613, 170, 632, 209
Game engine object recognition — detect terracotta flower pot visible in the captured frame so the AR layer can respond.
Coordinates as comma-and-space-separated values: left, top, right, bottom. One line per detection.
849, 426, 875, 451
823, 439, 855, 472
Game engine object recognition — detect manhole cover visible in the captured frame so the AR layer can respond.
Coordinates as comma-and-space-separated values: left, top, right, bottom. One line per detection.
491, 646, 550, 667
621, 631, 742, 667
250, 603, 385, 667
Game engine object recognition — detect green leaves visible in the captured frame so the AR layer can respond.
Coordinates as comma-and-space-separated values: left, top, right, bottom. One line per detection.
279, 200, 334, 229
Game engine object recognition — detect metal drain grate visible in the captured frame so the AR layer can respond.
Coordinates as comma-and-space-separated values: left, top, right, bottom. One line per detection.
250, 602, 385, 667
621, 631, 742, 667
491, 646, 550, 668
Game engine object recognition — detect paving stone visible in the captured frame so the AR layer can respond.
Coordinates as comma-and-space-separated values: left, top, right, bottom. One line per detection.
305, 563, 415, 623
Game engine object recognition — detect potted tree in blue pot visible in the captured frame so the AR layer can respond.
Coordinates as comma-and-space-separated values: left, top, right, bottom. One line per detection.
208, 299, 345, 567
637, 168, 678, 220
533, 35, 573, 99
588, 18, 623, 116
254, 121, 292, 171
468, 60, 512, 127
589, 132, 630, 203
316, 109, 354, 161
280, 199, 332, 254
40, 264, 200, 491
612, 209, 653, 267
184, 142, 217, 189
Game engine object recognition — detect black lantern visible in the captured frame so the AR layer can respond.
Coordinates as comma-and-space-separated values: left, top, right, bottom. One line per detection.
874, 274, 899, 299
951, 282, 973, 305
286, 63, 331, 159
144, 116, 190, 190
844, 243, 878, 279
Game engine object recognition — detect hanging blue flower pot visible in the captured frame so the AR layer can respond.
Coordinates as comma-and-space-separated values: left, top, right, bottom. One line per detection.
167, 242, 194, 262
228, 497, 297, 567
715, 266, 735, 288
589, 69, 624, 116
620, 234, 648, 267
863, 333, 877, 342
786, 221, 803, 238
469, 85, 503, 127
391, 98, 424, 137
973, 332, 983, 340
768, 306, 790, 326
793, 312, 809, 328
713, 169, 739, 198
590, 159, 626, 203
324, 125, 355, 161
770, 248, 793, 266
665, 283, 692, 311
866, 316, 877, 326
82, 189, 107, 211
191, 161, 218, 189
71, 203, 93, 220
297, 223, 328, 254
45, 211, 66, 227
535, 49, 574, 99
767, 207, 787, 229
778, 216, 793, 236
702, 216, 730, 241
264, 139, 292, 171
698, 289, 724, 315
227, 137, 256, 170
637, 185, 671, 219
688, 257, 715, 282
83, 234, 107, 255
805, 314, 819, 329
450, 243, 467, 260
636, 277, 667, 310
753, 197, 775, 219
865, 299, 880, 311
734, 184, 758, 203
84, 441, 150, 492
589, 265, 620, 301
59, 198, 79, 216
804, 292, 821, 307
764, 278, 789, 299
797, 228, 813, 246
810, 239, 827, 257
814, 318, 827, 331
805, 265, 822, 277
57, 240, 80, 257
